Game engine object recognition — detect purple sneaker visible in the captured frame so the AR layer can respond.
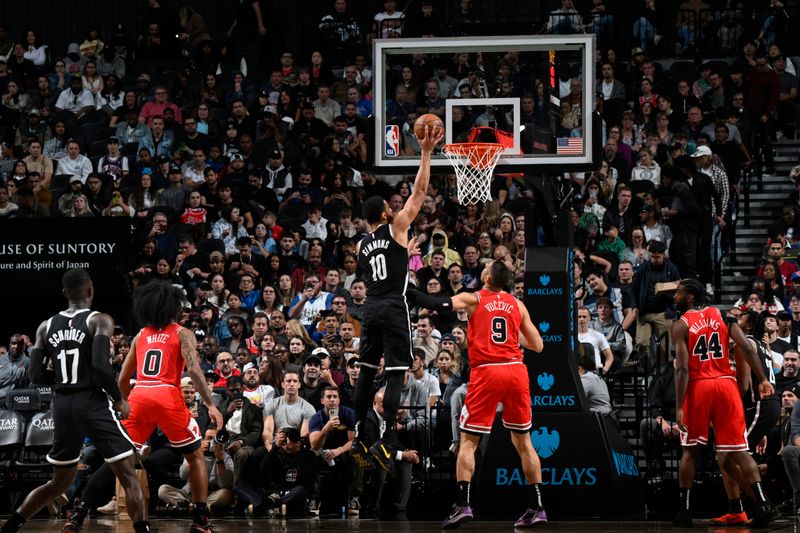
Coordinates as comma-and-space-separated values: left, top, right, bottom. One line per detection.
514, 508, 547, 527
442, 505, 474, 529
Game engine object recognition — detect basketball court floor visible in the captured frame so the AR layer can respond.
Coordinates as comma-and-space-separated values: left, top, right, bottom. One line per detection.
11, 517, 800, 532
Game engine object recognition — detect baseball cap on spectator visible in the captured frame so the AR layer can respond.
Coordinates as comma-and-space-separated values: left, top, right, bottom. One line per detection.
180, 376, 193, 388
108, 136, 119, 144
640, 204, 654, 213
263, 105, 277, 115
69, 176, 82, 184
631, 47, 645, 57
269, 150, 282, 160
137, 73, 151, 82
198, 303, 215, 313
305, 351, 323, 366
226, 120, 237, 129
197, 280, 211, 290
243, 362, 256, 373
282, 116, 295, 128
113, 325, 125, 335
346, 354, 359, 367
157, 155, 171, 164
283, 426, 302, 443
441, 333, 456, 343
761, 310, 776, 320
203, 368, 217, 379
311, 347, 329, 359
258, 89, 269, 97
229, 152, 244, 161
28, 108, 40, 116
777, 310, 792, 321
691, 145, 712, 158
791, 383, 800, 399
209, 251, 225, 263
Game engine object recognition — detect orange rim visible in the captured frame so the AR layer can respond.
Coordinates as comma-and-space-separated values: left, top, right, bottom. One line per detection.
443, 143, 504, 170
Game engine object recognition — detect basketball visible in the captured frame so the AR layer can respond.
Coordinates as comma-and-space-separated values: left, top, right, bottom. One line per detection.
414, 113, 445, 139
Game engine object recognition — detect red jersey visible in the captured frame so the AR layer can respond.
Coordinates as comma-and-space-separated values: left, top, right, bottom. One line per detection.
135, 323, 186, 388
680, 306, 734, 381
467, 289, 523, 368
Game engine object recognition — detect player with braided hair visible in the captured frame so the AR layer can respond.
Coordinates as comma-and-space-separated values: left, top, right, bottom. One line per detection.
672, 278, 779, 527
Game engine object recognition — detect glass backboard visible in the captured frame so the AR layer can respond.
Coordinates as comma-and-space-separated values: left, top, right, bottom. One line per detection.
373, 34, 596, 174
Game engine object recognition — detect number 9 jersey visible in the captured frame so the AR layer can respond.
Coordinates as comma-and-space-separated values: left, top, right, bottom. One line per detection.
681, 306, 734, 381
467, 289, 522, 368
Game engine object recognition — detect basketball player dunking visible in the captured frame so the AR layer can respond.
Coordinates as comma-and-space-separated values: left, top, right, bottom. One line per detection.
350, 126, 443, 471
409, 260, 546, 529
671, 278, 779, 528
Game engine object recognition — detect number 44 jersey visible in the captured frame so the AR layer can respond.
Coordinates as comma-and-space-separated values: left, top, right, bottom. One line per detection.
135, 323, 185, 388
681, 306, 734, 381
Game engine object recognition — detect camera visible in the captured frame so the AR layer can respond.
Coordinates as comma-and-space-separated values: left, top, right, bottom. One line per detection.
214, 428, 229, 445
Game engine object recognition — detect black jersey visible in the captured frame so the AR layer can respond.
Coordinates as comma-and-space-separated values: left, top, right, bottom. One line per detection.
45, 309, 101, 392
743, 335, 776, 408
358, 224, 409, 298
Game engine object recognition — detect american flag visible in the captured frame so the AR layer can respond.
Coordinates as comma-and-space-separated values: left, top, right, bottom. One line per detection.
556, 137, 583, 155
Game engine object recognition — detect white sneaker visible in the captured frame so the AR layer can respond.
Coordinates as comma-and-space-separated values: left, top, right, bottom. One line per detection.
654, 34, 662, 46
97, 496, 118, 515
705, 283, 714, 296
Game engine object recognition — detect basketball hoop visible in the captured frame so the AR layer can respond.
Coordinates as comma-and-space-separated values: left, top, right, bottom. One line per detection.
442, 143, 504, 204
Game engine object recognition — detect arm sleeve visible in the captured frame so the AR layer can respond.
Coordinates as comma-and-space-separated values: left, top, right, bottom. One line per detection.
406, 286, 452, 312
92, 335, 122, 403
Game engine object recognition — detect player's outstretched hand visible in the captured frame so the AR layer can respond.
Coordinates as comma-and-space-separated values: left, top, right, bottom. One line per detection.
407, 236, 421, 257
208, 403, 224, 431
759, 379, 775, 400
115, 399, 131, 420
418, 126, 444, 154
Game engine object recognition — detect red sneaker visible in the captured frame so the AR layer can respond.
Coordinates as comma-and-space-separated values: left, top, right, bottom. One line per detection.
709, 512, 749, 525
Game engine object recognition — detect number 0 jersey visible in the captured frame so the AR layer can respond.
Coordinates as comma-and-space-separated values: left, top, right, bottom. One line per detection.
680, 306, 734, 381
467, 289, 523, 368
135, 323, 185, 388
45, 309, 100, 392
358, 223, 409, 298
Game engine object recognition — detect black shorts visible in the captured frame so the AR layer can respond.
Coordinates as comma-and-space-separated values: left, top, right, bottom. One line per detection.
744, 398, 780, 452
360, 296, 412, 372
48, 389, 136, 467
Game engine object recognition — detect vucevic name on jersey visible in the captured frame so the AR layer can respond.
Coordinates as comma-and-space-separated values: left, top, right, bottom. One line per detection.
358, 224, 409, 297
45, 309, 98, 391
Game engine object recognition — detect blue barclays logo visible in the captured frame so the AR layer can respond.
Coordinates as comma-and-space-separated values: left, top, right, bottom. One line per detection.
612, 450, 639, 477
538, 321, 550, 333
496, 467, 598, 486
536, 372, 554, 391
527, 274, 564, 296
496, 425, 597, 486
537, 322, 563, 343
530, 427, 560, 459
539, 275, 551, 286
532, 373, 576, 407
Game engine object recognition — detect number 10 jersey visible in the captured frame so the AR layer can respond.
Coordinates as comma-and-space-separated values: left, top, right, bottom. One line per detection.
358, 223, 409, 298
681, 306, 734, 381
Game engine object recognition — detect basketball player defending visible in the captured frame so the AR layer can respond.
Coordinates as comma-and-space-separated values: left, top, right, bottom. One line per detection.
66, 281, 223, 533
0, 269, 149, 533
672, 278, 779, 527
351, 125, 444, 471
410, 261, 545, 529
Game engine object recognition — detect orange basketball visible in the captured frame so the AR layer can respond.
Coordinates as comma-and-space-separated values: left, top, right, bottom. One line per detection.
414, 113, 444, 139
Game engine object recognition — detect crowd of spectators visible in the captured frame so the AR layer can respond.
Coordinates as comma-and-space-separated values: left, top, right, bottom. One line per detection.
1, 0, 800, 520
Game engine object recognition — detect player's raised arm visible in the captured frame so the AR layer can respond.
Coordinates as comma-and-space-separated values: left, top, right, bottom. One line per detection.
179, 327, 224, 430
28, 320, 53, 385
518, 304, 544, 353
392, 126, 444, 234
407, 284, 478, 314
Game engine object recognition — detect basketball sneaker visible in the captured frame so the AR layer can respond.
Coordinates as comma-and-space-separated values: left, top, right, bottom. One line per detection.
751, 502, 780, 527
369, 440, 394, 472
351, 438, 375, 470
709, 512, 748, 525
441, 504, 474, 529
514, 508, 548, 527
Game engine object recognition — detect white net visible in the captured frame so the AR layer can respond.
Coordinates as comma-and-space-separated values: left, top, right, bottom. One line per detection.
442, 143, 505, 204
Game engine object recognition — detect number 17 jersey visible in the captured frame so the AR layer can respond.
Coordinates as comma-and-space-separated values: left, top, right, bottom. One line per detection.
135, 323, 185, 388
681, 306, 734, 381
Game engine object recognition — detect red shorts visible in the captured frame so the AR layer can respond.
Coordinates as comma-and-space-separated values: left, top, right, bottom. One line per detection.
680, 377, 748, 452
460, 362, 532, 434
124, 383, 202, 450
